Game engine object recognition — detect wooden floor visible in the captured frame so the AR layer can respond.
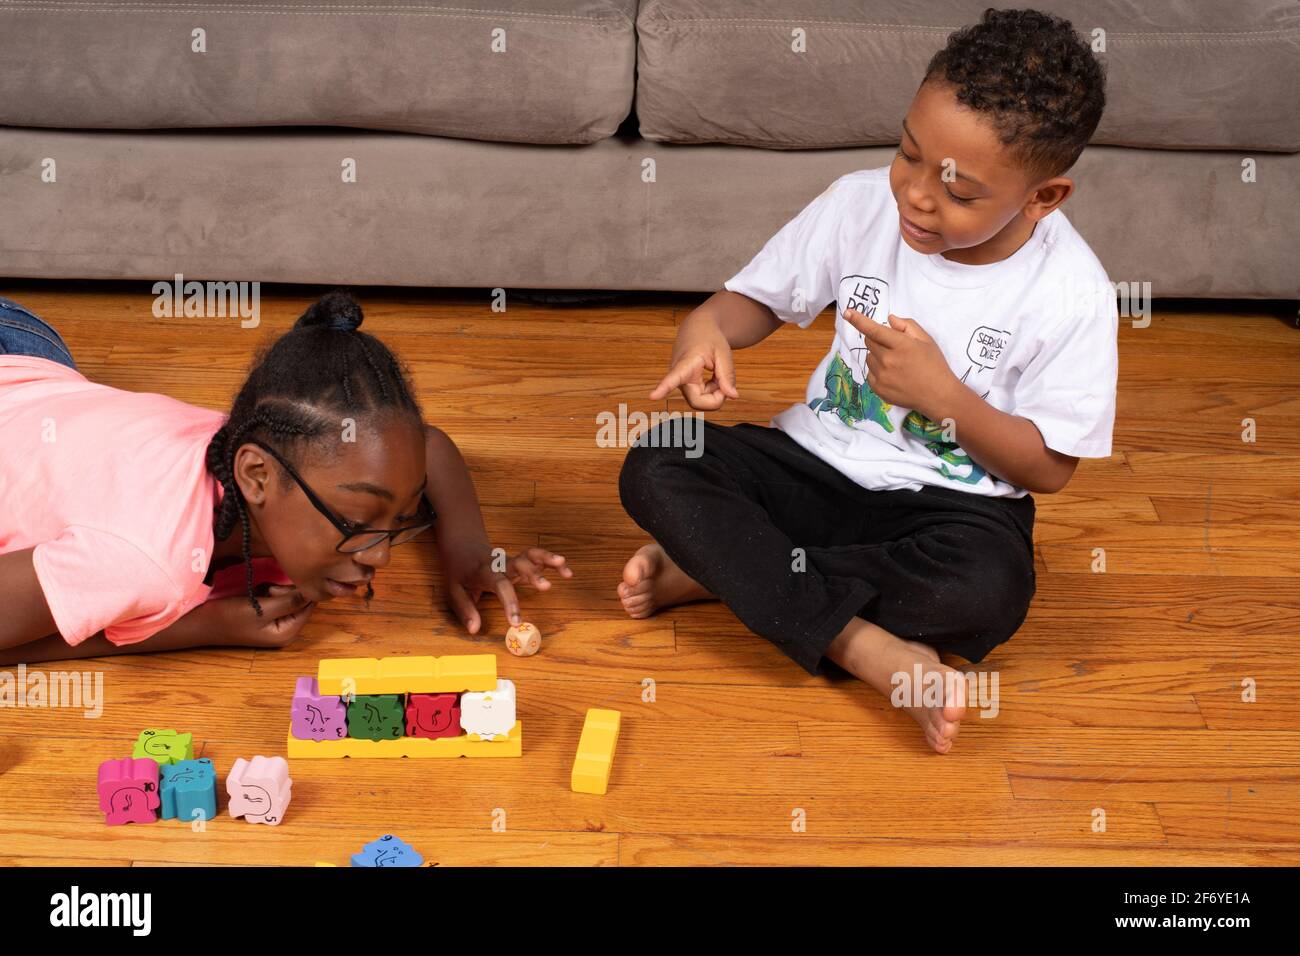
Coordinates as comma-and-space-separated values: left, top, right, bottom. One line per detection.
1, 283, 1298, 867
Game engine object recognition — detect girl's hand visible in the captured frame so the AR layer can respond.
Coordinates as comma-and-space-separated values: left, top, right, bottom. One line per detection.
442, 545, 572, 636
193, 585, 317, 649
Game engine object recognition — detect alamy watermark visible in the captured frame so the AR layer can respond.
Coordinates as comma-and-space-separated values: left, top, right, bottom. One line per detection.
890, 663, 1000, 718
152, 273, 260, 328
0, 663, 103, 718
596, 402, 704, 458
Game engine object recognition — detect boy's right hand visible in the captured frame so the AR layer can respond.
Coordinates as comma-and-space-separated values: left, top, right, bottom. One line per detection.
197, 585, 316, 649
649, 329, 741, 411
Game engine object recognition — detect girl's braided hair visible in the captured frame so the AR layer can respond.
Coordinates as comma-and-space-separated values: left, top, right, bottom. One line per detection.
204, 291, 424, 615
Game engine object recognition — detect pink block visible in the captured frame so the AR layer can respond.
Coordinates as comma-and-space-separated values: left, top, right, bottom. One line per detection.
97, 757, 160, 826
291, 676, 347, 741
226, 755, 292, 826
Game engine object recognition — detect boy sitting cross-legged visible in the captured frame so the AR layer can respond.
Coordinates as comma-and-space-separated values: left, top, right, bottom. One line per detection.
617, 8, 1118, 753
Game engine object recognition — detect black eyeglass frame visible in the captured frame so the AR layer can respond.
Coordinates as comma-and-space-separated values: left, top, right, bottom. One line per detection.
250, 440, 436, 554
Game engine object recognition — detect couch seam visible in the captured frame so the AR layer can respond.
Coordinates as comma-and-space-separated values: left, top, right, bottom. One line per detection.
0, 3, 631, 22
636, 19, 1300, 41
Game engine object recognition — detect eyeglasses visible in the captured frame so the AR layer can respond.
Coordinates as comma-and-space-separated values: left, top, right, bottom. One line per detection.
250, 440, 436, 554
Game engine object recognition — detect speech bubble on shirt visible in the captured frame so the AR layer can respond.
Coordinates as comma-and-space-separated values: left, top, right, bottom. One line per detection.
838, 275, 890, 325
967, 326, 1011, 371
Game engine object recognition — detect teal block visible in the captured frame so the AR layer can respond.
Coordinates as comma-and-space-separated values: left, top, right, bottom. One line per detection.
160, 758, 217, 822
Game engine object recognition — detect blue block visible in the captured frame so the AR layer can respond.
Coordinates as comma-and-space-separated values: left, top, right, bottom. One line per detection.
350, 834, 423, 867
160, 758, 217, 822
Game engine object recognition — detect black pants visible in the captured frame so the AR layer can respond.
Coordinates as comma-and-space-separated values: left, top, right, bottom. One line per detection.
619, 421, 1037, 675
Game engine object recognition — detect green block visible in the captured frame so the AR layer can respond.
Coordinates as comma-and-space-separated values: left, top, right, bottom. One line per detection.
347, 695, 405, 741
132, 728, 194, 766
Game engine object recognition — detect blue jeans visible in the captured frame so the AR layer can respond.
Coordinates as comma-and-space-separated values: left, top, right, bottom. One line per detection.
0, 296, 77, 369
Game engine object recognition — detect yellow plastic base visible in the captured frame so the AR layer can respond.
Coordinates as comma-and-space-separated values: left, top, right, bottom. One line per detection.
287, 721, 522, 759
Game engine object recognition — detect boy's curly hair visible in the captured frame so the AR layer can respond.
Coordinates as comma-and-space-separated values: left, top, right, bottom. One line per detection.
924, 7, 1106, 179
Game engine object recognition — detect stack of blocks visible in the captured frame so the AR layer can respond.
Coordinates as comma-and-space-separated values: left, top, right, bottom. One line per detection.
97, 729, 292, 826
288, 654, 522, 758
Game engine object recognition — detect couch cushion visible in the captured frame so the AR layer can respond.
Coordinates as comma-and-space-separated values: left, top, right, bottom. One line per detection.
637, 0, 1300, 152
0, 0, 635, 144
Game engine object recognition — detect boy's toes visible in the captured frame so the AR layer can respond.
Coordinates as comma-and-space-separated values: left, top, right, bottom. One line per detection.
621, 543, 663, 589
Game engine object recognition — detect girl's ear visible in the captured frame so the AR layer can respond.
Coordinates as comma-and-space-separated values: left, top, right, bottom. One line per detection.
233, 443, 274, 506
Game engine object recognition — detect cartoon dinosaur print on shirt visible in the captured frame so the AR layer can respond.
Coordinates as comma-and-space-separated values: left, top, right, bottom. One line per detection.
901, 410, 989, 485
808, 351, 895, 431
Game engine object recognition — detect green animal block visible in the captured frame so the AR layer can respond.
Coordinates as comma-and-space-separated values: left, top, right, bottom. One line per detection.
132, 728, 194, 766
347, 695, 405, 741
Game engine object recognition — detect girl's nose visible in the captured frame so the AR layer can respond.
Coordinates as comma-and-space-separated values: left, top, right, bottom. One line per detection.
352, 541, 392, 571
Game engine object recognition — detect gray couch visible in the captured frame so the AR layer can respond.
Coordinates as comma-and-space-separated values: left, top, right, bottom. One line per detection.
1, 0, 1297, 300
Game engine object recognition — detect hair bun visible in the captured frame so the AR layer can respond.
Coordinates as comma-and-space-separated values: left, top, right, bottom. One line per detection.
295, 291, 364, 333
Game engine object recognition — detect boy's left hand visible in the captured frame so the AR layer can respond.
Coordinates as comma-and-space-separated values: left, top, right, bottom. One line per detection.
845, 309, 959, 416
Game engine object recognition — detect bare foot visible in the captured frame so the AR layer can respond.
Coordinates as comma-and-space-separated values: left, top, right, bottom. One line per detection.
828, 621, 968, 754
618, 543, 712, 618
889, 641, 967, 755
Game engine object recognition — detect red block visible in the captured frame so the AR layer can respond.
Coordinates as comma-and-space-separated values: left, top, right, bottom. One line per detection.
405, 693, 461, 739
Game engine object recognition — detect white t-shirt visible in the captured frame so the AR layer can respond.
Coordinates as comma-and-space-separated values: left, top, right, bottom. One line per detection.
724, 165, 1118, 499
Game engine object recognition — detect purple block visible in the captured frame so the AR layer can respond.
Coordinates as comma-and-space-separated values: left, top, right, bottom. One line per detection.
290, 676, 347, 740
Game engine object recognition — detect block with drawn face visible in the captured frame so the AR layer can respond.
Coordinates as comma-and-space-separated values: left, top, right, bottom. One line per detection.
347, 694, 404, 740
291, 676, 347, 740
460, 679, 516, 740
351, 834, 423, 867
160, 757, 217, 822
98, 757, 160, 826
226, 755, 292, 826
405, 692, 461, 740
132, 728, 194, 766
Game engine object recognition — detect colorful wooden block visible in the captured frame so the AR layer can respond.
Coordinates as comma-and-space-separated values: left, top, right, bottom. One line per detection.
351, 834, 422, 867
433, 655, 497, 692
571, 708, 621, 795
347, 694, 405, 740
317, 654, 496, 696
405, 692, 461, 740
97, 757, 160, 825
290, 676, 347, 741
286, 720, 522, 758
160, 757, 217, 822
132, 728, 194, 766
226, 755, 292, 826
318, 657, 378, 696
460, 679, 516, 740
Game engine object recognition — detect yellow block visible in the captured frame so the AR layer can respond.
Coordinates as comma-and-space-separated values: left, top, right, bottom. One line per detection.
571, 709, 621, 794
286, 721, 522, 759
314, 862, 337, 867
316, 654, 496, 695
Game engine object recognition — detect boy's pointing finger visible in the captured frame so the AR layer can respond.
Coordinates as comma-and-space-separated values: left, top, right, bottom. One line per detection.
849, 309, 904, 347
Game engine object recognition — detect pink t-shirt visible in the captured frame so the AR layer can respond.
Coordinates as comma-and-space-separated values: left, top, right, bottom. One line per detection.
0, 355, 290, 647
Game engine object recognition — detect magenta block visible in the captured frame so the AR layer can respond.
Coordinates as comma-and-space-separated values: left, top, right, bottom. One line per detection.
97, 757, 160, 825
